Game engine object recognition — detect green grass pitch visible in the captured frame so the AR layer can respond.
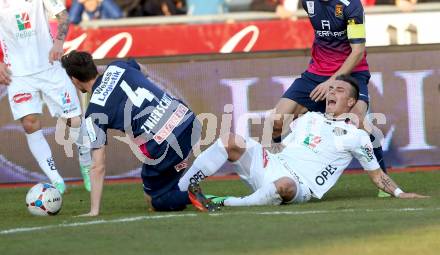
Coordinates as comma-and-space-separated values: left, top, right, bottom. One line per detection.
1, 171, 439, 255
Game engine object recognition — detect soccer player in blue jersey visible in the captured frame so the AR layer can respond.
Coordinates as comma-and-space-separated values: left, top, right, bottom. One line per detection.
61, 51, 216, 216
271, 0, 389, 196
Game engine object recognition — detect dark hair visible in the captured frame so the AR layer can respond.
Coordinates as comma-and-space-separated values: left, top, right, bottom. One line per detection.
335, 74, 359, 101
61, 50, 98, 82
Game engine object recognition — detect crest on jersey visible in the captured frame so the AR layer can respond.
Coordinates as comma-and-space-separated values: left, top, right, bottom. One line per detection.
335, 4, 344, 18
303, 134, 322, 153
306, 1, 315, 15
15, 12, 32, 31
332, 127, 347, 136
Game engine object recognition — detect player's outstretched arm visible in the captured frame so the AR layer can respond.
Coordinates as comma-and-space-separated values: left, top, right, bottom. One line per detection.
79, 146, 106, 217
49, 10, 70, 64
367, 169, 429, 199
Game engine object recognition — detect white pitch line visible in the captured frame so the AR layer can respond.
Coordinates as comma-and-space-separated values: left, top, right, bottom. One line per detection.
1, 207, 439, 235
0, 214, 197, 235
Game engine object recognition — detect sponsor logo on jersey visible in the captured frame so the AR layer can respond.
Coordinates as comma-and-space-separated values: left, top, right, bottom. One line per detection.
174, 160, 188, 172
90, 65, 125, 107
316, 30, 346, 38
61, 92, 71, 105
14, 12, 36, 39
140, 93, 173, 135
315, 164, 337, 186
335, 4, 344, 18
15, 12, 31, 31
153, 103, 188, 144
332, 127, 347, 136
303, 134, 321, 153
306, 1, 315, 16
12, 93, 32, 103
361, 144, 374, 162
60, 92, 78, 114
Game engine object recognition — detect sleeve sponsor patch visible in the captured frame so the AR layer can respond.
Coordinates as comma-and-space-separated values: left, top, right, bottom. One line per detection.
360, 144, 374, 162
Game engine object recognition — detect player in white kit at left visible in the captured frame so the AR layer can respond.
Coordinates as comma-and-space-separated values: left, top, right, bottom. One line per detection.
0, 0, 91, 193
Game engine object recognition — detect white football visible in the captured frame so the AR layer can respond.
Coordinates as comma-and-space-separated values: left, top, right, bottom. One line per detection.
26, 183, 62, 216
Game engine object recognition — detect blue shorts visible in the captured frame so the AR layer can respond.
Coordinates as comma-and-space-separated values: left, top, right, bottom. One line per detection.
282, 71, 371, 113
141, 119, 201, 199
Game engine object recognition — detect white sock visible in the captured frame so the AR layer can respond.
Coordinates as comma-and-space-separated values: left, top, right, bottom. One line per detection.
178, 139, 228, 191
70, 121, 92, 167
25, 130, 63, 184
224, 182, 282, 206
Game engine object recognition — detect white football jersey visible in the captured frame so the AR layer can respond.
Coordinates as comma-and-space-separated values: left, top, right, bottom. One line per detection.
0, 0, 65, 76
278, 112, 380, 199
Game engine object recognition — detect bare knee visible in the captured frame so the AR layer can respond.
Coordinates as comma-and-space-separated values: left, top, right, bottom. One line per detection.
220, 133, 246, 162
21, 114, 41, 134
274, 177, 297, 202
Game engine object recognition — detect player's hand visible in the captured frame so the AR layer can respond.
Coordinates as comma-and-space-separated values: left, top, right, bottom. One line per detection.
0, 62, 11, 85
397, 192, 430, 199
49, 39, 64, 65
310, 80, 332, 102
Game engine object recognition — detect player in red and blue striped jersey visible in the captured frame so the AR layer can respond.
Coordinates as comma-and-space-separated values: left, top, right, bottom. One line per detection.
271, 0, 389, 197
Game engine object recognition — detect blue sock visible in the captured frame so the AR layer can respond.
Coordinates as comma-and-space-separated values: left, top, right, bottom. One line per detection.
370, 134, 387, 174
151, 188, 190, 211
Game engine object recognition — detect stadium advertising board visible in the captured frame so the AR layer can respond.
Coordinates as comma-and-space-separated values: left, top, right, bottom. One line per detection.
61, 12, 440, 59
0, 46, 439, 183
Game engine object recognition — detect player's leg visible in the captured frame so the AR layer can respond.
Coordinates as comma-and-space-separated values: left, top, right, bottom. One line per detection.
177, 133, 233, 191
20, 114, 65, 193
8, 76, 66, 193
271, 72, 326, 142
150, 187, 190, 211
211, 135, 290, 206
65, 115, 92, 192
223, 177, 294, 206
40, 66, 91, 191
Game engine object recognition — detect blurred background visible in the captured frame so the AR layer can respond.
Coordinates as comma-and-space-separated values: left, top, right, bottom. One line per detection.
0, 0, 439, 183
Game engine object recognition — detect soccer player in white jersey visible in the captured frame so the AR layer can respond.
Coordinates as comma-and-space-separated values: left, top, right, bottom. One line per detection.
179, 75, 427, 206
0, 0, 91, 193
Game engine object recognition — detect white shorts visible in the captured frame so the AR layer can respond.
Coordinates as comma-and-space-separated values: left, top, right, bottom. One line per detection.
7, 64, 82, 120
232, 138, 312, 204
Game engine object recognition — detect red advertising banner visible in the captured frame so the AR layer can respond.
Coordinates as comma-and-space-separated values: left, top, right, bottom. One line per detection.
0, 45, 439, 183
63, 19, 314, 59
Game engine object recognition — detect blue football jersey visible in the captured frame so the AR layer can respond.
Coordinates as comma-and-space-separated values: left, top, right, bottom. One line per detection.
85, 59, 195, 153
301, 0, 369, 76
